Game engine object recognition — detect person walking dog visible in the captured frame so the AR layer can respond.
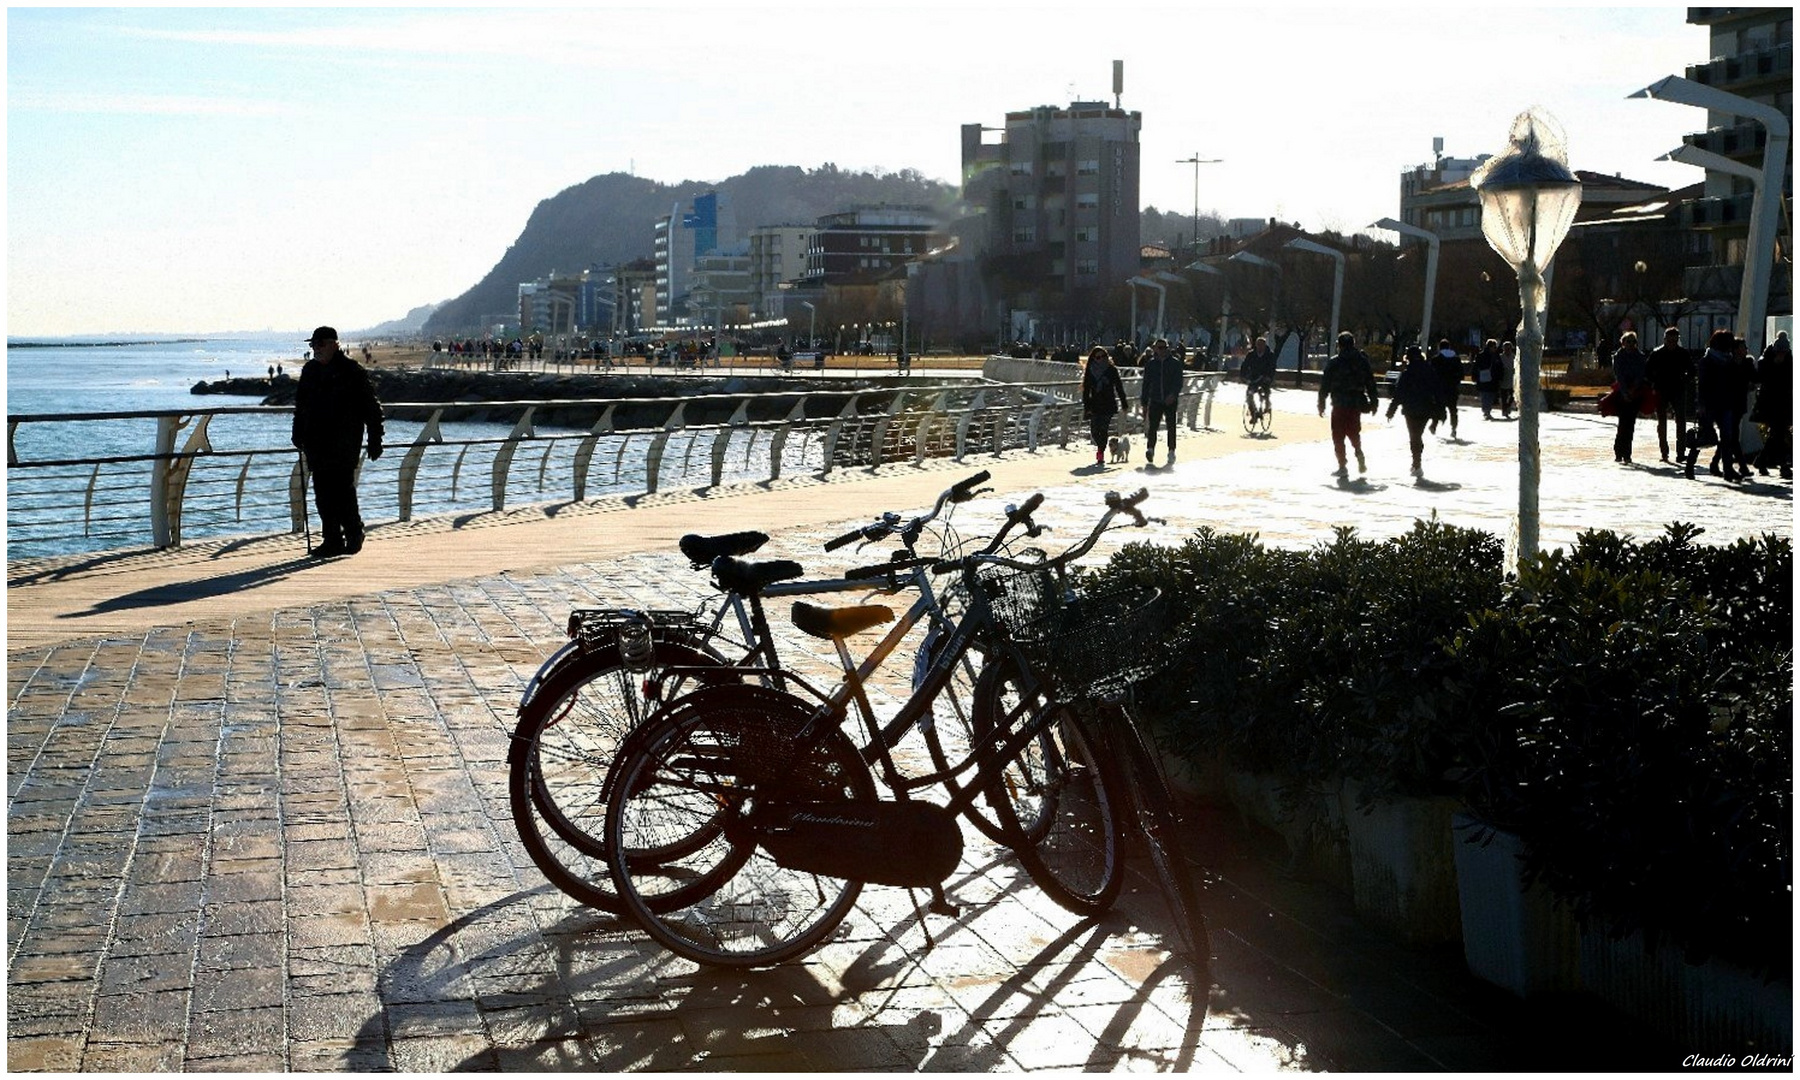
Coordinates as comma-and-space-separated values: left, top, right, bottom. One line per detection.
293, 326, 385, 557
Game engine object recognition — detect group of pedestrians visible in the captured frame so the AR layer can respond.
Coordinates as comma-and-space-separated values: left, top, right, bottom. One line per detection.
1079, 337, 1187, 468
1606, 328, 1791, 483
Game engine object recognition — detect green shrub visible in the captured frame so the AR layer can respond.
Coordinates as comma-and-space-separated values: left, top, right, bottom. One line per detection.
1091, 519, 1791, 977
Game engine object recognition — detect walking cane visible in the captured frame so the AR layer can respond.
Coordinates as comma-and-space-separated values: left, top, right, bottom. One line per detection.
298, 451, 313, 555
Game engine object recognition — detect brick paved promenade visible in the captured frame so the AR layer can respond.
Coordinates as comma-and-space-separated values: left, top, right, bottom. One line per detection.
8, 390, 1790, 1071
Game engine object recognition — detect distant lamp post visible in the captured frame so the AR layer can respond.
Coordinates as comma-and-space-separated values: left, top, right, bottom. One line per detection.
800, 301, 816, 348
1176, 153, 1222, 261
1127, 275, 1169, 343
1471, 108, 1583, 574
1370, 217, 1441, 345
1284, 238, 1345, 364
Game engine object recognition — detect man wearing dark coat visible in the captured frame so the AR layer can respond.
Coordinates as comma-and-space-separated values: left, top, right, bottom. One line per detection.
293, 326, 385, 557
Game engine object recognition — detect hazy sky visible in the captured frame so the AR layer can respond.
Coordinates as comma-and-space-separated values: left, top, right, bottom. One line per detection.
8, 2, 1708, 337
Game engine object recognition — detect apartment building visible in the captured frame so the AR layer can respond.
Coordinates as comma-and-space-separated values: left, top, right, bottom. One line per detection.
1675, 7, 1792, 324
961, 100, 1142, 302
747, 225, 813, 318
654, 191, 736, 325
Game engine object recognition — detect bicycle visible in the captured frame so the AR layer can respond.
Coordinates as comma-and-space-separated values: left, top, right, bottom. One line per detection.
1243, 378, 1273, 436
508, 471, 1037, 913
600, 491, 1196, 972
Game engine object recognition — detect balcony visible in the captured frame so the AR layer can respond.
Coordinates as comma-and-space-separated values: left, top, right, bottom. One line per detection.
1685, 42, 1792, 93
1679, 192, 1756, 228
1685, 121, 1768, 160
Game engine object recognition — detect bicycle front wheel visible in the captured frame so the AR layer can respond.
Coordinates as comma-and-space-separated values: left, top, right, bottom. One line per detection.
991, 698, 1125, 916
1112, 709, 1210, 974
606, 684, 874, 968
508, 637, 733, 913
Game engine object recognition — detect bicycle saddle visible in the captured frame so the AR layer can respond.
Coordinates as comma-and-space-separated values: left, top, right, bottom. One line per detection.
790, 601, 895, 640
711, 555, 804, 596
679, 531, 770, 568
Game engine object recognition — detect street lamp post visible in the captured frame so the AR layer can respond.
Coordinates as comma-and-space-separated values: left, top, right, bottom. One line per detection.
1471, 108, 1583, 574
1176, 154, 1222, 261
800, 301, 816, 350
1371, 217, 1441, 345
1284, 238, 1346, 364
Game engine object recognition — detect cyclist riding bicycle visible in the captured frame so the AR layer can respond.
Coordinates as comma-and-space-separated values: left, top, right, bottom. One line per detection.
1242, 335, 1278, 421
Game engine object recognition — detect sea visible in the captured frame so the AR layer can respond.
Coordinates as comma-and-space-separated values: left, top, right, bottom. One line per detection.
3, 335, 644, 560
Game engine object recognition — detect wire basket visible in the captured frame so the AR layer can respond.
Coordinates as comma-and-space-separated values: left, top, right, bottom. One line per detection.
971, 558, 1057, 635
1009, 585, 1171, 701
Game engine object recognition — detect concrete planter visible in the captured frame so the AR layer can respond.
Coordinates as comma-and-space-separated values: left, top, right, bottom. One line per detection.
1222, 770, 1350, 891
1450, 813, 1580, 997
1581, 924, 1793, 1057
1340, 781, 1462, 944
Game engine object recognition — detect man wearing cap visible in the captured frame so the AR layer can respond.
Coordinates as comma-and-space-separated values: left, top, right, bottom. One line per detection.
293, 326, 385, 557
1316, 331, 1379, 479
1138, 338, 1184, 467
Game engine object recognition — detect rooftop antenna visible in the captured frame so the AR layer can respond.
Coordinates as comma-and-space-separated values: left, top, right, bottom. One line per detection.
1113, 60, 1124, 109
1432, 136, 1444, 167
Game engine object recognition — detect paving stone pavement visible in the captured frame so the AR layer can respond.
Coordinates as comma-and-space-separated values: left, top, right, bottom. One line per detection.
7, 392, 1790, 1072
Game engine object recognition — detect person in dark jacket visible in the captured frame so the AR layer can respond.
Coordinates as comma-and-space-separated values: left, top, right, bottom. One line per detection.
1241, 336, 1277, 425
293, 326, 385, 557
1610, 331, 1648, 465
1316, 331, 1379, 478
1750, 331, 1791, 479
1081, 345, 1130, 467
1472, 339, 1503, 420
1687, 329, 1748, 482
1428, 340, 1464, 437
1138, 338, 1184, 467
1644, 327, 1694, 464
1385, 344, 1445, 479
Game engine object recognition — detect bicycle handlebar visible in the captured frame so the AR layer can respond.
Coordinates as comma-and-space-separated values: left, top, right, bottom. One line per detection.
940, 488, 1153, 577
823, 470, 990, 554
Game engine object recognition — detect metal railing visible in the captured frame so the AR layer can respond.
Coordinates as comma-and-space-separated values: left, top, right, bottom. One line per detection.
7, 370, 1221, 559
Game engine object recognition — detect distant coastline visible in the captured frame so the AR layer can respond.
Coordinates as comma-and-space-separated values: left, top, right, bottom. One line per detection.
8, 338, 211, 348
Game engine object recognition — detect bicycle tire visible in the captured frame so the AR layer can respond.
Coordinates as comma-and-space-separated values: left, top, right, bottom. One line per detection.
509, 637, 734, 913
915, 625, 999, 808
947, 650, 1066, 846
992, 700, 1126, 916
1242, 389, 1272, 436
1111, 709, 1211, 973
606, 684, 874, 968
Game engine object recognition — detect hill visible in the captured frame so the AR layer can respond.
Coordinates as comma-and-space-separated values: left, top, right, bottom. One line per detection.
422, 165, 961, 336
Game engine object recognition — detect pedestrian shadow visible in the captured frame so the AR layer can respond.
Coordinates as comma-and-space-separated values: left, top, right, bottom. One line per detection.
1328, 478, 1388, 494
63, 557, 319, 618
1073, 462, 1112, 476
1414, 478, 1462, 492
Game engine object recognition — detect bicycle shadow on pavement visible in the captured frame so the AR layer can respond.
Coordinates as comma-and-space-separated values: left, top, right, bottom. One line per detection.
64, 556, 320, 617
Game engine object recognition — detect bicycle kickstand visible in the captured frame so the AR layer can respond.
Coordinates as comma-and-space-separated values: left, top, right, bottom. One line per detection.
908, 884, 962, 953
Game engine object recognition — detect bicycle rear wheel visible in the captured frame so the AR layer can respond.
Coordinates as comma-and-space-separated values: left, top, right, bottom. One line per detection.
606, 684, 874, 968
1111, 708, 1210, 973
509, 638, 733, 913
991, 699, 1125, 916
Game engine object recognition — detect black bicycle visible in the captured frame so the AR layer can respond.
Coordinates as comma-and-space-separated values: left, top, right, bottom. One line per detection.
601, 490, 1206, 976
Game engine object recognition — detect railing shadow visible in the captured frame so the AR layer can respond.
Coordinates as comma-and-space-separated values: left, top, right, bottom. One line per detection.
62, 556, 319, 617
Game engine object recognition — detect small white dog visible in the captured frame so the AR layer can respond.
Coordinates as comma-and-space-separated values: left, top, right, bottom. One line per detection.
1108, 435, 1131, 464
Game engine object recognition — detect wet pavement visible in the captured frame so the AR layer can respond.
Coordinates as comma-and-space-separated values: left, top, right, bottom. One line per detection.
7, 388, 1789, 1071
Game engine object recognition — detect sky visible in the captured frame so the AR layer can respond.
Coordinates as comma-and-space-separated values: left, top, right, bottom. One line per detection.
6, 2, 1711, 338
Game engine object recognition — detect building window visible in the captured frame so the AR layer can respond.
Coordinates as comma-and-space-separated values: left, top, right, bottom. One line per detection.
1013, 195, 1035, 211
1075, 227, 1098, 243
1076, 259, 1099, 275
1076, 193, 1099, 210
1014, 226, 1036, 243
1077, 159, 1099, 176
1051, 259, 1066, 275
1009, 160, 1033, 176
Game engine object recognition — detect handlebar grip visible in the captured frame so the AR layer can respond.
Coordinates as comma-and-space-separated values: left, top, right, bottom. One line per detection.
823, 527, 866, 552
930, 558, 965, 575
1011, 492, 1045, 518
950, 470, 992, 501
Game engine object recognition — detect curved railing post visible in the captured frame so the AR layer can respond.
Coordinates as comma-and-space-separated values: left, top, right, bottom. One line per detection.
289, 456, 307, 534
397, 410, 445, 521
820, 394, 860, 476
151, 413, 210, 548
766, 398, 808, 482
913, 390, 951, 465
644, 402, 686, 494
954, 389, 988, 462
491, 407, 537, 511
572, 405, 617, 501
867, 390, 908, 470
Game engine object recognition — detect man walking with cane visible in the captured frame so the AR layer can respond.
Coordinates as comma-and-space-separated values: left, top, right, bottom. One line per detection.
293, 326, 384, 557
